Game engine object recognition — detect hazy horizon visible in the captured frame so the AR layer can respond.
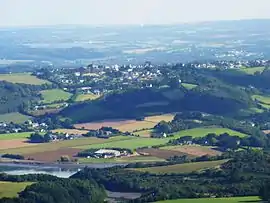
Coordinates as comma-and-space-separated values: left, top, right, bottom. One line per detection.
1, 0, 270, 27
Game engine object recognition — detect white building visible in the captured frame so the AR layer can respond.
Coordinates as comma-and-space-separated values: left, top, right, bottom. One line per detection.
94, 149, 121, 158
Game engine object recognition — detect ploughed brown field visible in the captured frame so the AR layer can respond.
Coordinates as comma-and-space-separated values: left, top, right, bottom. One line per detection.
162, 145, 221, 157
136, 148, 190, 159
0, 139, 38, 150
74, 119, 136, 130
26, 148, 81, 162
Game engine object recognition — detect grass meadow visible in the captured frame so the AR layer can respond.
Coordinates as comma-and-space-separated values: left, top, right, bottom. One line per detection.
173, 127, 247, 138
0, 73, 50, 85
40, 89, 72, 104
0, 181, 33, 198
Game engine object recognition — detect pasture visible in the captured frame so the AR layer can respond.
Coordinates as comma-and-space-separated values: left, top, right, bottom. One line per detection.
0, 112, 31, 123
173, 127, 247, 138
0, 132, 33, 140
0, 136, 132, 155
74, 137, 169, 150
0, 73, 50, 85
75, 93, 101, 102
79, 156, 165, 164
134, 129, 153, 137
40, 89, 72, 104
0, 181, 33, 198
252, 94, 270, 104
239, 66, 265, 75
162, 145, 221, 157
132, 159, 228, 174
155, 196, 260, 203
182, 83, 198, 90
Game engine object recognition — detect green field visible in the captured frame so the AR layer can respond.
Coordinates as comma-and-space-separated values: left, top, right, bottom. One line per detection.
0, 181, 32, 198
182, 83, 198, 90
75, 93, 101, 102
155, 196, 260, 203
252, 94, 270, 104
0, 136, 132, 154
239, 66, 266, 75
0, 73, 50, 85
40, 89, 72, 104
74, 137, 170, 150
260, 103, 270, 109
134, 129, 153, 137
0, 112, 31, 123
173, 127, 247, 138
79, 156, 165, 164
132, 159, 228, 174
0, 132, 33, 140
249, 107, 264, 113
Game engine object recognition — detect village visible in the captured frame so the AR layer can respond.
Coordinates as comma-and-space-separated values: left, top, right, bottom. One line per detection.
33, 59, 270, 96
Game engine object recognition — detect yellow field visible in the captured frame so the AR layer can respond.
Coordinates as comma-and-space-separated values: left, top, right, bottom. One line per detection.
0, 181, 33, 198
74, 114, 174, 133
117, 121, 157, 132
144, 114, 174, 122
75, 93, 101, 102
134, 129, 153, 137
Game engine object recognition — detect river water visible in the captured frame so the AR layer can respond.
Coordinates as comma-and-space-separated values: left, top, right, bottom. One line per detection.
0, 162, 125, 178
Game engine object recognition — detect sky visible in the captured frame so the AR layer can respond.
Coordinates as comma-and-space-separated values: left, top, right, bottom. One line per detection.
1, 0, 270, 27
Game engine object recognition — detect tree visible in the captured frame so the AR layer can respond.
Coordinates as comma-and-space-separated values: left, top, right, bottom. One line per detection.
60, 155, 71, 162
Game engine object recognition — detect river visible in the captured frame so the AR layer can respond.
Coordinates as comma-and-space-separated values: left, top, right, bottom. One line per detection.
0, 162, 126, 178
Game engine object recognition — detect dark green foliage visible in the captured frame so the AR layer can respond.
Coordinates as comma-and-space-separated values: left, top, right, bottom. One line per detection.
61, 83, 251, 122
71, 150, 270, 202
1, 154, 24, 160
0, 179, 106, 203
0, 173, 59, 182
260, 182, 270, 202
84, 126, 121, 138
29, 132, 50, 143
0, 81, 42, 114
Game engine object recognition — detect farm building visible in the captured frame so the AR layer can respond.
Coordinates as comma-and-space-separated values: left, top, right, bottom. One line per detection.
94, 149, 121, 158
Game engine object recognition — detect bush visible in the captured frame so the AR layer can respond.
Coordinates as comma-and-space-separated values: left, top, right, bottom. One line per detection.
2, 154, 24, 160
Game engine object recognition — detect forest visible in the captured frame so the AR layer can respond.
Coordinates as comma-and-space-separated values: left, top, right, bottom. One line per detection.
71, 150, 270, 202
0, 175, 106, 203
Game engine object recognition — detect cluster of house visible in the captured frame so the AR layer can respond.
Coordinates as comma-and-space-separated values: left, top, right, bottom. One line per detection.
32, 103, 69, 111
0, 120, 48, 134
46, 132, 82, 141
34, 62, 163, 94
